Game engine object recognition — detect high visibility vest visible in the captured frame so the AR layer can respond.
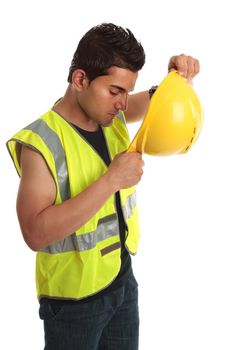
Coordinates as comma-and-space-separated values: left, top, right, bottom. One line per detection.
7, 110, 140, 300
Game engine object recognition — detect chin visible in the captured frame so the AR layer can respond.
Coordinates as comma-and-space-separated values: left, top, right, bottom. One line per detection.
102, 119, 114, 127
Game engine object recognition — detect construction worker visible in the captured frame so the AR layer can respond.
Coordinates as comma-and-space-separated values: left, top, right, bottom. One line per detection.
7, 23, 200, 350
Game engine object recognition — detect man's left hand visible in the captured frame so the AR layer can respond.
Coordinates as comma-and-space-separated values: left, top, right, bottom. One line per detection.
168, 54, 200, 82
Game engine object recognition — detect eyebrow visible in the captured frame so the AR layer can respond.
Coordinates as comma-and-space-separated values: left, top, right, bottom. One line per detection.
110, 84, 133, 93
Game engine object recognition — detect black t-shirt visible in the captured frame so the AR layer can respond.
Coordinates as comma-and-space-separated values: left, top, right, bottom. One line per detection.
40, 124, 132, 306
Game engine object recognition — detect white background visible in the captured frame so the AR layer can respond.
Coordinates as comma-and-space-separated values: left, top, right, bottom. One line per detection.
1, 0, 233, 349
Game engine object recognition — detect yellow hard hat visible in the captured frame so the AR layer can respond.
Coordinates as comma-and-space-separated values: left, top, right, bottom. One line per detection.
127, 70, 203, 155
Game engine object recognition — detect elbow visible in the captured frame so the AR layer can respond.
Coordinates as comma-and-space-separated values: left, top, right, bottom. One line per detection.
23, 233, 42, 252
18, 212, 49, 252
21, 226, 46, 252
25, 239, 41, 252
17, 207, 51, 251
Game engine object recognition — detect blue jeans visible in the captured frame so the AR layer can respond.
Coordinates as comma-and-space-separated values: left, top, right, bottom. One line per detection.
39, 272, 139, 349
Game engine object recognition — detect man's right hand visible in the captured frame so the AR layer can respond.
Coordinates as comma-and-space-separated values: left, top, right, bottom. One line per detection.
106, 152, 145, 191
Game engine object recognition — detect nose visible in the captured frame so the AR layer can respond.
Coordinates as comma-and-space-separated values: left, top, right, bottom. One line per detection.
114, 93, 128, 111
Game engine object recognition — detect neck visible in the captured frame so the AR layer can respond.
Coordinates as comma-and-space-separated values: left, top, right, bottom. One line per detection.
52, 85, 99, 131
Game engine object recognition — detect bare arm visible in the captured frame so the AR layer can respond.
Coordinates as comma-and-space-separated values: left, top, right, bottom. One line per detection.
17, 146, 144, 251
124, 91, 150, 123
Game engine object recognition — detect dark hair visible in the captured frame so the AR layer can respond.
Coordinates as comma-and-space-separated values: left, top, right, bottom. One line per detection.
67, 23, 145, 83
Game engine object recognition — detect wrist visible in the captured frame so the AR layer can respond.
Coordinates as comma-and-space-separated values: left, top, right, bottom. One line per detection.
103, 170, 119, 194
149, 85, 158, 99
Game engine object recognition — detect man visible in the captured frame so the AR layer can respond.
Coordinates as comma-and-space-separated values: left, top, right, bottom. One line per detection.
7, 23, 199, 349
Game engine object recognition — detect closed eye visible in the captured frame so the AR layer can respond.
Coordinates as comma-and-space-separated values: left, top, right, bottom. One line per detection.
110, 90, 120, 96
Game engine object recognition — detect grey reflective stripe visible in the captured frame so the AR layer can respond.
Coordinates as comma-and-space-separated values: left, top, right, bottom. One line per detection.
122, 191, 137, 220
24, 119, 70, 201
116, 111, 126, 124
40, 214, 119, 254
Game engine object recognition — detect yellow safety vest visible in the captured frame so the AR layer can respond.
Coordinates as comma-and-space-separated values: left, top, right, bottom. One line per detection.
7, 110, 140, 300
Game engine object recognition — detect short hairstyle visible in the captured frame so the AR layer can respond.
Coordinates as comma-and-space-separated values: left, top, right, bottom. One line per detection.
67, 23, 145, 83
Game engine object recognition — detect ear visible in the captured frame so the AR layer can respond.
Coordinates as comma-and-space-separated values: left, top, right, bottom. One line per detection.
72, 69, 89, 91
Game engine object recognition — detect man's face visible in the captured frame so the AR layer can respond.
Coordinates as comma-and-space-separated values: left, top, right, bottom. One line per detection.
78, 66, 138, 127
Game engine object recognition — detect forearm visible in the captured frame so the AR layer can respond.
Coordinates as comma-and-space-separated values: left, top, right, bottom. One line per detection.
126, 91, 150, 123
28, 172, 116, 250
